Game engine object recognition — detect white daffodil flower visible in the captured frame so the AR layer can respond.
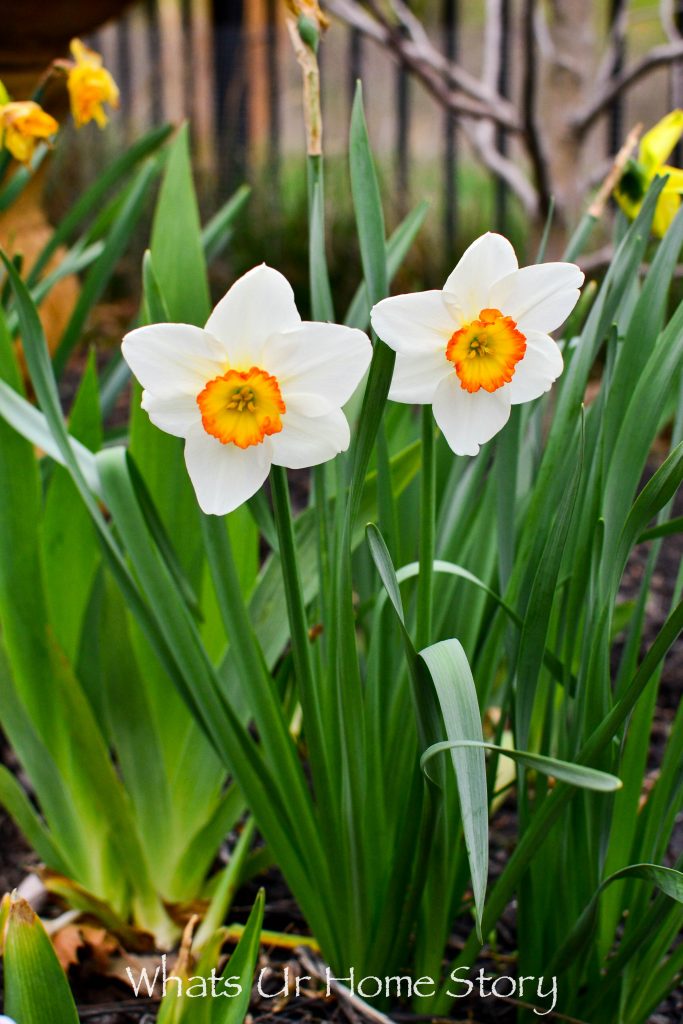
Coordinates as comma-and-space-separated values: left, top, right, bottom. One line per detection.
370, 232, 584, 456
123, 265, 372, 515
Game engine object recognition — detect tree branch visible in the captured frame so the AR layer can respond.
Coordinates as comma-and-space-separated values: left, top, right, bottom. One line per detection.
325, 0, 539, 214
521, 0, 553, 215
324, 0, 521, 130
572, 40, 683, 135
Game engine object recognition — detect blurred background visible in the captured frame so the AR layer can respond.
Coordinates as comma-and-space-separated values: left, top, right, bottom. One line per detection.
3, 1, 683, 318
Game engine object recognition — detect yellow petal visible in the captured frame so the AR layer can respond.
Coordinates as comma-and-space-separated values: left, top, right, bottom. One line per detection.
4, 124, 34, 163
67, 65, 119, 128
652, 190, 681, 238
640, 110, 683, 172
0, 101, 58, 162
660, 165, 683, 193
70, 37, 103, 68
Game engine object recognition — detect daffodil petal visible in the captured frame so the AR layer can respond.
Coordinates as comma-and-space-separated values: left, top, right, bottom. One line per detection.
122, 323, 227, 396
204, 265, 301, 366
141, 390, 200, 437
653, 189, 681, 238
183, 423, 272, 515
371, 290, 453, 354
388, 346, 451, 403
506, 330, 563, 405
661, 165, 683, 192
489, 263, 583, 334
432, 372, 511, 456
640, 110, 683, 172
267, 322, 372, 412
443, 232, 518, 321
270, 404, 350, 469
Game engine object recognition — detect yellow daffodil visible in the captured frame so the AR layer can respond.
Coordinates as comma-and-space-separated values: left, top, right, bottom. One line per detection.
0, 99, 58, 163
67, 38, 120, 129
614, 110, 683, 238
371, 233, 583, 456
122, 265, 372, 515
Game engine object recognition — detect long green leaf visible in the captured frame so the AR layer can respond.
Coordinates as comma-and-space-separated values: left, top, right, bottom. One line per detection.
419, 640, 488, 939
421, 740, 621, 792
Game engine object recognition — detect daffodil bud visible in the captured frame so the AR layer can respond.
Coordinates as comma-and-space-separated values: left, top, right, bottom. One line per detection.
297, 13, 320, 51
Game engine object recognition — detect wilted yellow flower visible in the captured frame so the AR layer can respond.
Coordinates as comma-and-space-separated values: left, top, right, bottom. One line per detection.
67, 38, 120, 128
614, 110, 683, 237
0, 100, 58, 163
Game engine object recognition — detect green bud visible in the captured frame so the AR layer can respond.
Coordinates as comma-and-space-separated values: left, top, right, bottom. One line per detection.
298, 14, 320, 52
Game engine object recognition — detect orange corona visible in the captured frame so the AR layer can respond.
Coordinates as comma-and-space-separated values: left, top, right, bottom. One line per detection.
446, 307, 526, 394
197, 366, 286, 448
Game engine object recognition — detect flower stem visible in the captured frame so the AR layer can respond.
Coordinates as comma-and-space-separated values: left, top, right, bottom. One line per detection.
270, 466, 330, 805
416, 406, 435, 650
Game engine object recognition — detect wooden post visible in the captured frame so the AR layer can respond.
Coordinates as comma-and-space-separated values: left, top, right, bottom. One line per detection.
158, 0, 185, 124
190, 0, 218, 178
245, 0, 270, 167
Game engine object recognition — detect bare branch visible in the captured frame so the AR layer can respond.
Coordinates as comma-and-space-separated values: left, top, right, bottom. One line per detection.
572, 40, 683, 135
323, 0, 521, 130
660, 0, 681, 43
285, 15, 324, 155
521, 0, 553, 215
325, 0, 538, 214
467, 119, 540, 214
594, 0, 629, 86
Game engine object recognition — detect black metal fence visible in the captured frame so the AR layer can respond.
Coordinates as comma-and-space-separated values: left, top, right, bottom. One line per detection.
65, 0, 678, 250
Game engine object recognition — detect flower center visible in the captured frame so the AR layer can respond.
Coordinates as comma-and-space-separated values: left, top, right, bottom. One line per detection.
197, 366, 286, 448
446, 307, 526, 394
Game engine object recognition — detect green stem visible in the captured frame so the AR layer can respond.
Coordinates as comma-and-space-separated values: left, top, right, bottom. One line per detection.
270, 466, 331, 808
416, 407, 435, 650
194, 817, 257, 949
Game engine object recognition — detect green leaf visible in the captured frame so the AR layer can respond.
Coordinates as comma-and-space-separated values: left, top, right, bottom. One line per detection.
202, 184, 251, 264
53, 159, 159, 375
419, 640, 488, 940
637, 514, 683, 543
344, 200, 429, 331
376, 558, 574, 688
0, 378, 99, 490
603, 202, 683, 454
41, 350, 103, 660
3, 894, 80, 1023
547, 864, 683, 977
514, 413, 583, 746
142, 248, 172, 323
213, 889, 265, 1024
421, 740, 622, 792
0, 146, 49, 212
309, 175, 335, 321
349, 81, 387, 305
150, 123, 211, 325
0, 763, 67, 872
27, 123, 172, 285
